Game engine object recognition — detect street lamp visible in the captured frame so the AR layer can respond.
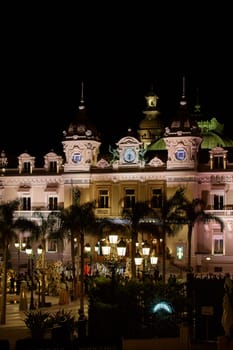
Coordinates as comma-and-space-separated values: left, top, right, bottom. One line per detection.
101, 235, 127, 304
142, 240, 151, 276
101, 235, 127, 278
25, 244, 42, 310
134, 251, 143, 279
134, 240, 158, 280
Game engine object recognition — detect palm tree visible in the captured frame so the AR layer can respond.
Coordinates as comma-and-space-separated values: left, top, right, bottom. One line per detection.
122, 201, 154, 279
179, 194, 224, 271
137, 189, 186, 283
30, 211, 58, 307
0, 200, 38, 325
54, 201, 96, 312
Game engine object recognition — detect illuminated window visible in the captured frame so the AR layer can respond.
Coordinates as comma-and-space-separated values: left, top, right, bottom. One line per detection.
213, 234, 223, 255
176, 246, 184, 260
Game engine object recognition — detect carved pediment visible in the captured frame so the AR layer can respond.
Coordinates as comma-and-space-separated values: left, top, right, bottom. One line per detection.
148, 157, 164, 167
96, 158, 110, 168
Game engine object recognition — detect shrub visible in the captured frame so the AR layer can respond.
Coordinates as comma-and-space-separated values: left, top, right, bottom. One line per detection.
23, 310, 51, 330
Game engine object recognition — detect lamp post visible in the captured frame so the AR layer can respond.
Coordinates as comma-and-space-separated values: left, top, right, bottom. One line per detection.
134, 240, 158, 280
84, 243, 92, 275
101, 235, 127, 304
141, 240, 151, 278
134, 251, 143, 279
37, 244, 45, 307
101, 235, 127, 279
25, 244, 42, 310
14, 240, 26, 276
37, 244, 47, 307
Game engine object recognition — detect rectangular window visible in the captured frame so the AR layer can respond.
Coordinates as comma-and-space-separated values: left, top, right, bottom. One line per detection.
213, 156, 224, 169
23, 162, 31, 173
151, 189, 162, 208
98, 190, 109, 208
48, 197, 58, 210
124, 189, 136, 209
49, 161, 57, 172
214, 194, 224, 210
47, 239, 57, 252
213, 233, 224, 255
22, 197, 31, 210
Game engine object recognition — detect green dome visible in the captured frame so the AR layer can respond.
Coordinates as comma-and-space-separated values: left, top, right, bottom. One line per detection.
200, 131, 233, 149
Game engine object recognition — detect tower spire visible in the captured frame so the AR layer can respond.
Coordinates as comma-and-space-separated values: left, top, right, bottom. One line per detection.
79, 81, 85, 110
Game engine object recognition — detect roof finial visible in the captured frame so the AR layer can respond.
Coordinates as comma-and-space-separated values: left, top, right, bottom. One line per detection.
180, 76, 187, 106
182, 76, 186, 98
79, 81, 85, 110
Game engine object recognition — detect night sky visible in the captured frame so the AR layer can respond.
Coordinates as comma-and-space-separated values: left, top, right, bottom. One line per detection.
1, 4, 232, 161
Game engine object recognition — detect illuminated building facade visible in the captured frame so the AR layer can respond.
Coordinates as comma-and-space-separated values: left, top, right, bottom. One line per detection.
1, 82, 233, 277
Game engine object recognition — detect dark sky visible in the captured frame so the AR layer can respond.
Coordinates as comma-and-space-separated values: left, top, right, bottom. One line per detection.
1, 4, 232, 160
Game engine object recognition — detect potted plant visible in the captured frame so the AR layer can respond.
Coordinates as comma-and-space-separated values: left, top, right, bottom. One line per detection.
50, 309, 76, 341
23, 310, 51, 339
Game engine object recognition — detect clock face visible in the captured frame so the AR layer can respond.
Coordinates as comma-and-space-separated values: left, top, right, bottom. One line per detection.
72, 152, 82, 163
85, 129, 92, 136
175, 148, 186, 161
123, 148, 136, 163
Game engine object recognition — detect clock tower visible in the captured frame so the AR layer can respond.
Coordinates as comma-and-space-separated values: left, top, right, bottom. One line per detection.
62, 83, 101, 172
163, 78, 202, 170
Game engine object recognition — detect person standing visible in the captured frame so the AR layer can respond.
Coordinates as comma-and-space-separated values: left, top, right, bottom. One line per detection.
19, 280, 28, 311
59, 276, 69, 305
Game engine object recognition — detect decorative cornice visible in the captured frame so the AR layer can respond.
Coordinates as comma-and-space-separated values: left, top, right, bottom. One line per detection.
2, 176, 63, 186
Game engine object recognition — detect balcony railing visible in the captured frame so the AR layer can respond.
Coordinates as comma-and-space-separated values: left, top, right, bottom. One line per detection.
14, 210, 60, 220
205, 209, 233, 217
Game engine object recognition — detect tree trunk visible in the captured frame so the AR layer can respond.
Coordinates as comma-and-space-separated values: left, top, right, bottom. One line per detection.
40, 240, 46, 307
80, 232, 84, 312
0, 241, 8, 324
162, 232, 166, 284
131, 229, 137, 279
187, 226, 192, 271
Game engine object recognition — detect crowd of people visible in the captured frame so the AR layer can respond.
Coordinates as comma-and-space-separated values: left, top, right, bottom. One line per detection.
4, 267, 75, 310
